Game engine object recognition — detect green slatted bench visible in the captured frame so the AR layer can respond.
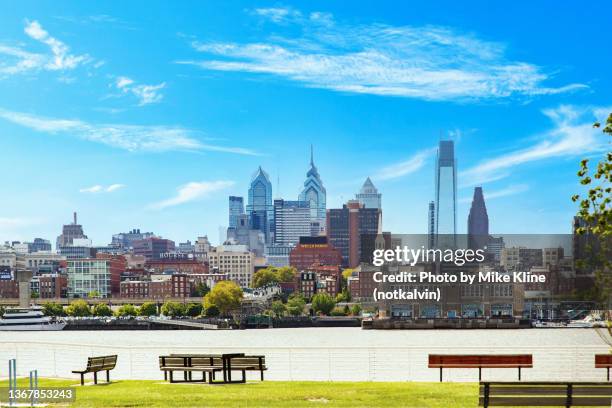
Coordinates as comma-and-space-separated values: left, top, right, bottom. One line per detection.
72, 355, 117, 386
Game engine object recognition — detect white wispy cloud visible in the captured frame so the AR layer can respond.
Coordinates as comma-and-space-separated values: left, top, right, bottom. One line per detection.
0, 217, 38, 228
459, 184, 529, 204
0, 108, 259, 155
149, 180, 235, 210
461, 105, 611, 186
115, 76, 166, 106
79, 184, 125, 193
373, 148, 435, 181
179, 9, 586, 102
0, 20, 92, 76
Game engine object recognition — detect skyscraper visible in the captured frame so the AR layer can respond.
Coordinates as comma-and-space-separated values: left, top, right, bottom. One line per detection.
327, 200, 381, 268
228, 196, 245, 228
428, 201, 435, 249
247, 166, 273, 243
273, 199, 311, 246
56, 212, 88, 249
356, 177, 382, 209
467, 187, 489, 250
299, 146, 326, 235
434, 140, 457, 248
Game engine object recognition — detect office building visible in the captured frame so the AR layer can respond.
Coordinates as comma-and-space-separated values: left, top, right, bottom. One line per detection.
273, 199, 311, 246
67, 258, 112, 298
111, 229, 155, 250
289, 236, 342, 270
428, 201, 435, 249
356, 177, 381, 209
299, 146, 327, 235
264, 244, 293, 267
435, 141, 457, 248
56, 212, 88, 249
326, 200, 381, 268
247, 167, 273, 243
226, 214, 266, 256
229, 196, 245, 228
467, 187, 489, 250
207, 244, 255, 288
132, 237, 175, 260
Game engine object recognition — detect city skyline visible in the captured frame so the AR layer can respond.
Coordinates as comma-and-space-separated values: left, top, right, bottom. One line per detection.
1, 2, 611, 244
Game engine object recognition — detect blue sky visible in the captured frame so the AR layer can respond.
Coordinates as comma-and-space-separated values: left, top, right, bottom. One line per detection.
0, 1, 610, 245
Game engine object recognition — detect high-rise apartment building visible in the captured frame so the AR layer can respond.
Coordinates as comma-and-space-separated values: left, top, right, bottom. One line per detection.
66, 258, 111, 298
56, 212, 88, 249
356, 177, 381, 209
467, 187, 489, 250
326, 200, 381, 268
228, 196, 245, 228
435, 140, 457, 248
299, 147, 326, 235
247, 167, 273, 243
273, 199, 311, 246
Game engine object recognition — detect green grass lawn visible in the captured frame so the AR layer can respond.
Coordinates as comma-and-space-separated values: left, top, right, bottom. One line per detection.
0, 378, 478, 407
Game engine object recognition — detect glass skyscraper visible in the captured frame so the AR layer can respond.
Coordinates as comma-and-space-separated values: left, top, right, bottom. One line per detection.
299, 146, 326, 234
247, 166, 273, 243
435, 140, 457, 248
228, 196, 244, 228
467, 187, 489, 250
356, 177, 382, 209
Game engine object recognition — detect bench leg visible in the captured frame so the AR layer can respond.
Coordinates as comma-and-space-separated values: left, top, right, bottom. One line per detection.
169, 371, 174, 383
518, 367, 521, 381
479, 367, 482, 382
439, 367, 443, 382
241, 370, 246, 383
260, 370, 264, 381
80, 373, 84, 386
94, 372, 98, 385
164, 371, 167, 381
608, 367, 610, 382
106, 370, 110, 383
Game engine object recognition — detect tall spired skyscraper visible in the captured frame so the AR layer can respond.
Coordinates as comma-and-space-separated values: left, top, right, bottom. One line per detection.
356, 177, 382, 209
435, 140, 457, 248
247, 166, 273, 243
299, 146, 326, 234
467, 187, 489, 250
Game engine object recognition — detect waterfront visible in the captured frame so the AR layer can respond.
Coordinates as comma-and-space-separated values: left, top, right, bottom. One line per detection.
1, 328, 610, 382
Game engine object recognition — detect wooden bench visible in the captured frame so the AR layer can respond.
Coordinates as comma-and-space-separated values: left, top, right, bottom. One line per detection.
225, 356, 267, 381
479, 382, 612, 407
595, 354, 612, 381
159, 355, 223, 383
72, 355, 117, 386
429, 354, 532, 382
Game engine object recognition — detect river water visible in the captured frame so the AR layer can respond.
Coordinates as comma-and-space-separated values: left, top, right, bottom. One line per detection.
0, 328, 610, 382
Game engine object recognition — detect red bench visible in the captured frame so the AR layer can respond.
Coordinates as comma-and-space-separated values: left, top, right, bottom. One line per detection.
595, 354, 612, 381
429, 354, 532, 382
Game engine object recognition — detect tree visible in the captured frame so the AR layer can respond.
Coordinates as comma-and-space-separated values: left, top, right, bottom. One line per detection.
160, 301, 185, 318
87, 290, 100, 298
116, 304, 138, 317
93, 303, 113, 317
311, 293, 335, 315
252, 267, 279, 288
572, 113, 612, 307
139, 302, 157, 316
276, 266, 297, 282
286, 294, 306, 316
342, 268, 355, 280
42, 302, 65, 317
204, 304, 220, 317
66, 299, 91, 317
351, 304, 362, 316
203, 281, 243, 316
191, 282, 210, 297
270, 300, 286, 318
185, 303, 203, 317
335, 288, 350, 303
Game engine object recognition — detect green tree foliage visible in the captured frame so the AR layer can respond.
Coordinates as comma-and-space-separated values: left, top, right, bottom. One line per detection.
0, 305, 5, 316
203, 281, 243, 316
350, 304, 362, 316
252, 266, 297, 288
92, 303, 113, 317
330, 306, 347, 316
342, 268, 355, 280
87, 290, 100, 298
286, 294, 306, 316
311, 293, 335, 315
204, 304, 220, 317
116, 304, 138, 317
66, 299, 91, 317
572, 113, 612, 307
42, 302, 65, 317
335, 288, 351, 303
191, 282, 210, 297
139, 302, 158, 316
185, 303, 203, 317
270, 300, 286, 318
160, 301, 185, 317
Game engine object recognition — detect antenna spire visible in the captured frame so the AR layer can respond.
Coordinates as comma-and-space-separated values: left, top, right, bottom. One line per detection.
310, 144, 314, 166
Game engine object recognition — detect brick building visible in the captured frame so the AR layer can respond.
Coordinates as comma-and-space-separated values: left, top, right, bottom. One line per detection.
289, 236, 342, 271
